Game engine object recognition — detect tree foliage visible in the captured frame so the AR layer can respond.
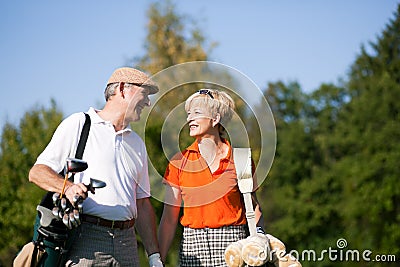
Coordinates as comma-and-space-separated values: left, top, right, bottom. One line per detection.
261, 6, 400, 267
334, 6, 400, 257
135, 0, 214, 74
0, 100, 63, 265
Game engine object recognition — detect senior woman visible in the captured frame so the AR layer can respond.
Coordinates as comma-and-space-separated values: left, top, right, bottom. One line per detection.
158, 89, 265, 266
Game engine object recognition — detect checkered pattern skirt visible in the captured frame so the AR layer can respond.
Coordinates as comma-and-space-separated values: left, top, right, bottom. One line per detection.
179, 225, 247, 267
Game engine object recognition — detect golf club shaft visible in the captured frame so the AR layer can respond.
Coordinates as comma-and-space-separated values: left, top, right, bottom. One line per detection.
60, 172, 69, 199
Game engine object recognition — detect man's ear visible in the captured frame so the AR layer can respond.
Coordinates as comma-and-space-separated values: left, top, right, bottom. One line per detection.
212, 113, 221, 127
119, 82, 125, 97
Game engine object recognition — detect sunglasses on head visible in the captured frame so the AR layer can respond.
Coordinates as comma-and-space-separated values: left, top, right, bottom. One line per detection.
198, 89, 214, 99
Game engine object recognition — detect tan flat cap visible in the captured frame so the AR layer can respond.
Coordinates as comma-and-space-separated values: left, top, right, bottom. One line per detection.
107, 67, 159, 94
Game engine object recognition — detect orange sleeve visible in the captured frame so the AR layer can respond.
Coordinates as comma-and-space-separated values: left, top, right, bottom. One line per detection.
163, 151, 185, 188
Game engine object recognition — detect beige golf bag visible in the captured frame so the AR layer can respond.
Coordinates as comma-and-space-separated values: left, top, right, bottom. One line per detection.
224, 148, 302, 267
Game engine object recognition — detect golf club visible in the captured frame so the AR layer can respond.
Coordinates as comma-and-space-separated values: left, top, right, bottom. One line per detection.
87, 178, 107, 192
60, 158, 88, 199
73, 178, 107, 203
38, 175, 106, 228
37, 206, 59, 227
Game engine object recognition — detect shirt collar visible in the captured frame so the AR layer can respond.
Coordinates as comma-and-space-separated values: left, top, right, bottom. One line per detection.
187, 138, 232, 161
187, 140, 200, 152
87, 107, 103, 124
87, 107, 132, 134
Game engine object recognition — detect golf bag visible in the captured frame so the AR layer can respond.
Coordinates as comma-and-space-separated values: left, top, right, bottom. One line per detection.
14, 113, 90, 267
225, 148, 302, 267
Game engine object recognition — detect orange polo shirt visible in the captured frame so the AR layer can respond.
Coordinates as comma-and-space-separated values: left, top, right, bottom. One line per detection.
163, 140, 248, 229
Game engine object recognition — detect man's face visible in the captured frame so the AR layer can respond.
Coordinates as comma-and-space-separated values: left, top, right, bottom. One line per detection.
124, 83, 151, 122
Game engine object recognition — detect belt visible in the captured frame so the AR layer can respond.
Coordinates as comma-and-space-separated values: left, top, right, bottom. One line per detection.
82, 214, 135, 230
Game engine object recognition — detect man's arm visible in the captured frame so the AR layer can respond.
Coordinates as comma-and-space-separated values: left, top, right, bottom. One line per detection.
29, 164, 87, 203
136, 197, 160, 256
29, 164, 66, 192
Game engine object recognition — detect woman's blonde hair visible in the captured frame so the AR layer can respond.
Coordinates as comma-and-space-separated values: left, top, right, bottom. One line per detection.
185, 89, 235, 136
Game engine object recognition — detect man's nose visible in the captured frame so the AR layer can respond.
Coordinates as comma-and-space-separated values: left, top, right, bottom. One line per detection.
145, 97, 151, 106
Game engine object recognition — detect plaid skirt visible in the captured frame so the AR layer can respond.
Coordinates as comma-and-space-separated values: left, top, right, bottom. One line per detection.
179, 225, 247, 267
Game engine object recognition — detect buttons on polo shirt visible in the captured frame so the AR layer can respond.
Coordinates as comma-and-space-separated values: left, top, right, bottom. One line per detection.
114, 130, 131, 149
115, 135, 120, 147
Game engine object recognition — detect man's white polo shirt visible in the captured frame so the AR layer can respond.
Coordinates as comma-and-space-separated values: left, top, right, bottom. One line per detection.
35, 107, 151, 221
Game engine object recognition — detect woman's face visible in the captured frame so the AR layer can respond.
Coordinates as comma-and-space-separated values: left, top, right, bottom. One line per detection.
186, 104, 215, 138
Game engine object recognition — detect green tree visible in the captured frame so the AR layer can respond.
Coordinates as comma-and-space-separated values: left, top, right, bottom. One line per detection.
332, 5, 400, 260
259, 81, 324, 250
260, 6, 400, 267
135, 1, 214, 74
0, 100, 63, 265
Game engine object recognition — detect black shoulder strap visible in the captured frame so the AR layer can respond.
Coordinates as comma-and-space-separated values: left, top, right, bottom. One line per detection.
67, 113, 90, 183
75, 113, 91, 159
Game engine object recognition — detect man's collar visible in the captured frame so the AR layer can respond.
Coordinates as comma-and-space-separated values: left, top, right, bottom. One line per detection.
87, 107, 132, 134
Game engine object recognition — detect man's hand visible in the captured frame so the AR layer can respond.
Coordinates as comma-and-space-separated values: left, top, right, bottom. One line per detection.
64, 183, 88, 204
148, 253, 163, 267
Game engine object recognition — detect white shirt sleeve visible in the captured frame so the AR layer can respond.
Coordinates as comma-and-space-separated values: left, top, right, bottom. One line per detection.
35, 113, 86, 173
135, 141, 151, 199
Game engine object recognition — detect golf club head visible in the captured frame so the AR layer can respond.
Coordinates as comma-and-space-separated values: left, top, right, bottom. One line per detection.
89, 178, 107, 189
37, 206, 59, 227
86, 178, 107, 194
65, 158, 88, 173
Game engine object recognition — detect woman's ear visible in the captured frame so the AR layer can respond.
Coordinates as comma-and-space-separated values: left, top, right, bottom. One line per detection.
212, 113, 221, 127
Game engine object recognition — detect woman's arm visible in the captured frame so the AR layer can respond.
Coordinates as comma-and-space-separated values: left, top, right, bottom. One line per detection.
158, 185, 181, 262
252, 192, 265, 229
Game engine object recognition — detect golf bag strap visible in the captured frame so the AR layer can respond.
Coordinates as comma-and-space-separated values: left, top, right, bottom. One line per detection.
68, 113, 91, 182
31, 242, 39, 267
75, 113, 91, 160
233, 148, 257, 236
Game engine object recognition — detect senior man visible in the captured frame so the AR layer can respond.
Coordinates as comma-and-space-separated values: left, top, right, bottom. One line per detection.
29, 67, 163, 266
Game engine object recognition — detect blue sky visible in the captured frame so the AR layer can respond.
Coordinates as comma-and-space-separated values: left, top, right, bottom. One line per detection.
1, 0, 398, 129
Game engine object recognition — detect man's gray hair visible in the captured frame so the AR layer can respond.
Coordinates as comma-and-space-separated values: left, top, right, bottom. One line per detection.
104, 83, 119, 101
